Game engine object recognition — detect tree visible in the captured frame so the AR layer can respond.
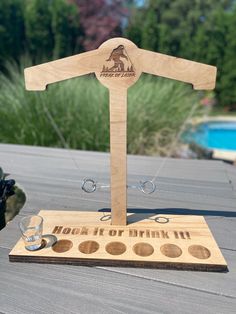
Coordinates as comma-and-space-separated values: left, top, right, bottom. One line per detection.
0, 0, 24, 67
126, 0, 236, 109
24, 0, 81, 60
141, 2, 159, 51
218, 8, 236, 108
127, 0, 234, 56
71, 0, 128, 50
125, 7, 143, 47
51, 0, 80, 59
24, 0, 54, 60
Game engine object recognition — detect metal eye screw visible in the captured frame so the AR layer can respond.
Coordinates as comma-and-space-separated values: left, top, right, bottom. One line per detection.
139, 180, 156, 194
82, 178, 97, 193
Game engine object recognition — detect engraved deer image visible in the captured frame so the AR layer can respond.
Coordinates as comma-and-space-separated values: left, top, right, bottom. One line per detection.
24, 38, 217, 226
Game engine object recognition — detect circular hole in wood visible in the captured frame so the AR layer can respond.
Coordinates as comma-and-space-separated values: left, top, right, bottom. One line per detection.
79, 241, 99, 254
188, 245, 211, 259
52, 239, 73, 253
133, 242, 154, 257
160, 244, 182, 258
105, 242, 126, 255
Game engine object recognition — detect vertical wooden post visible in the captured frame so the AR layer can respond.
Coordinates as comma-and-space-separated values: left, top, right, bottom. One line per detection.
109, 87, 127, 225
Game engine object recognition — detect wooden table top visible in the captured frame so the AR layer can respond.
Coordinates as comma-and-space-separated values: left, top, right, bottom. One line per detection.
0, 144, 236, 314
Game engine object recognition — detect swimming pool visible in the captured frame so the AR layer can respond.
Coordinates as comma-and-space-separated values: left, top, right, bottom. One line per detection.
183, 121, 236, 151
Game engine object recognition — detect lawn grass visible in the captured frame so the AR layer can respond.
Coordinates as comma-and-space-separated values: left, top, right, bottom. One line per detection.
0, 60, 207, 155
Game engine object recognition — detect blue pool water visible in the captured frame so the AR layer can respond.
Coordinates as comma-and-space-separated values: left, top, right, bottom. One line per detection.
183, 121, 236, 151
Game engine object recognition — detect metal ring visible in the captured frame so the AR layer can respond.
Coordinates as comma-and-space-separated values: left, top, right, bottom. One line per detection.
81, 178, 97, 193
139, 180, 156, 194
154, 216, 169, 224
100, 214, 111, 222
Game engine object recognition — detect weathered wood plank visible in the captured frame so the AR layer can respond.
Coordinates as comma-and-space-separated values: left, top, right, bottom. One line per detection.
99, 246, 236, 298
1, 144, 236, 313
1, 247, 235, 314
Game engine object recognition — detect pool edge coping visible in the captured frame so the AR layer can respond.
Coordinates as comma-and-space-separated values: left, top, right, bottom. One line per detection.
189, 116, 236, 162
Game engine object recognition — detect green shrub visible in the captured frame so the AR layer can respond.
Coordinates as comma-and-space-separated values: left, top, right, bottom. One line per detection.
0, 60, 206, 155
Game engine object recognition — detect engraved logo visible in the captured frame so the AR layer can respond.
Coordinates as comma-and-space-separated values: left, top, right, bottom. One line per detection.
100, 45, 135, 78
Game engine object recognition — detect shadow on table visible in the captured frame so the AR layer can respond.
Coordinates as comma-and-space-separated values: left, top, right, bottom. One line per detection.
42, 234, 57, 248
98, 207, 236, 224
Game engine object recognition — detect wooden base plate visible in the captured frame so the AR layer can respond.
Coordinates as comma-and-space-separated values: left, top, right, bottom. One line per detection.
9, 210, 227, 271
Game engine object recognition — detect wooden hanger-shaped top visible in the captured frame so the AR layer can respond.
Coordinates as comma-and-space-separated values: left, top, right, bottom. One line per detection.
24, 38, 217, 226
25, 37, 216, 91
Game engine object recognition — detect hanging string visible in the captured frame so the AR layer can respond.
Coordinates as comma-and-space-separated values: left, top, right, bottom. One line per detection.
41, 86, 201, 195
42, 100, 109, 192
146, 97, 201, 190
42, 101, 82, 172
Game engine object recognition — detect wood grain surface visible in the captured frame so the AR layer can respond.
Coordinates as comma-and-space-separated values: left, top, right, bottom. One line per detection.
109, 87, 127, 225
24, 37, 216, 91
9, 210, 227, 271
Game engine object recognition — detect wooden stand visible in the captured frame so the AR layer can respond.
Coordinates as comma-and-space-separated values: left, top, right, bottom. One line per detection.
24, 37, 217, 226
9, 38, 225, 271
9, 210, 227, 271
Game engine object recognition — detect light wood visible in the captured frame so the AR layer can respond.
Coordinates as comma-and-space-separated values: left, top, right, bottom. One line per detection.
24, 37, 217, 226
24, 37, 217, 91
109, 87, 127, 225
139, 49, 217, 90
9, 210, 227, 271
24, 49, 100, 91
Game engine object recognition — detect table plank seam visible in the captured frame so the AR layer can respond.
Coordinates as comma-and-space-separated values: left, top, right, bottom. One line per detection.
14, 188, 236, 210
219, 247, 236, 252
0, 246, 10, 250
0, 291, 78, 314
96, 267, 236, 299
1, 248, 235, 300
5, 172, 233, 189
